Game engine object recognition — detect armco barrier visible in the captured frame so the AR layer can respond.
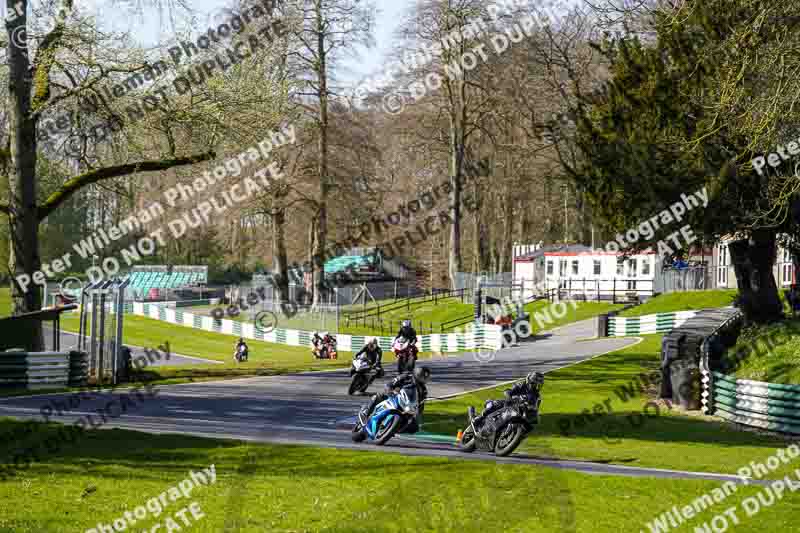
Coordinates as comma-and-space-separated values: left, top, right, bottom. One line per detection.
608, 311, 699, 336
131, 302, 503, 353
696, 310, 800, 435
705, 373, 800, 435
0, 351, 88, 390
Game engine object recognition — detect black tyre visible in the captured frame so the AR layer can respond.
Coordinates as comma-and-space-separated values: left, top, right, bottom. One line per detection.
349, 374, 369, 395
494, 423, 526, 457
458, 427, 477, 452
351, 424, 366, 442
374, 414, 402, 445
502, 330, 517, 348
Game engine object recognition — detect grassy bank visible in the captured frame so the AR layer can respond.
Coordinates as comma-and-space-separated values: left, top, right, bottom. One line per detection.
424, 335, 796, 476
0, 418, 797, 532
618, 290, 737, 317
525, 300, 623, 333
57, 313, 351, 383
726, 320, 800, 384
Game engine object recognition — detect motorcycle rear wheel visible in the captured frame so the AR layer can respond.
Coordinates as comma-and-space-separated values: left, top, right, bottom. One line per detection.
348, 373, 369, 395
495, 423, 526, 457
374, 415, 402, 445
458, 427, 476, 452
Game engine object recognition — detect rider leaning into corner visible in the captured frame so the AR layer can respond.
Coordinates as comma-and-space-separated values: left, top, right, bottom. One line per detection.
473, 371, 544, 426
360, 366, 431, 424
351, 337, 385, 378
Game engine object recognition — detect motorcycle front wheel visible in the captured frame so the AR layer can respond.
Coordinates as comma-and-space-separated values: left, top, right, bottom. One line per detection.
351, 424, 366, 442
494, 423, 526, 457
374, 415, 402, 445
348, 373, 369, 395
458, 427, 476, 452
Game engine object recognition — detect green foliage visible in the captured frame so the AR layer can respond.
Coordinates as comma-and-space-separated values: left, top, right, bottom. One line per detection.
575, 2, 781, 244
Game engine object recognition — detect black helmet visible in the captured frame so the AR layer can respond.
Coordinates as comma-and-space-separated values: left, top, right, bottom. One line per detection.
402, 319, 412, 328
527, 371, 544, 388
413, 366, 431, 383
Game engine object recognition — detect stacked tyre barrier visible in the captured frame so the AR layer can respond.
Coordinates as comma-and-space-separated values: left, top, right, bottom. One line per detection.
0, 351, 89, 390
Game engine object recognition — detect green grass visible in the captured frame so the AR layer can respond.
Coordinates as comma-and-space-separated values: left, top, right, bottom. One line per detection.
524, 300, 623, 333
58, 313, 351, 383
424, 334, 797, 476
0, 288, 10, 318
618, 290, 737, 317
726, 320, 800, 384
1, 419, 798, 532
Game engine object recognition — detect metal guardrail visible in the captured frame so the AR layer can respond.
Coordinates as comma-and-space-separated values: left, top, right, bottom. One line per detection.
344, 288, 470, 322
0, 351, 88, 390
697, 312, 800, 435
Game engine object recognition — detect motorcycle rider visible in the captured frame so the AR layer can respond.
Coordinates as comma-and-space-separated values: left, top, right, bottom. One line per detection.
351, 337, 384, 378
472, 372, 544, 426
360, 366, 431, 422
393, 319, 419, 371
234, 338, 249, 361
311, 331, 324, 357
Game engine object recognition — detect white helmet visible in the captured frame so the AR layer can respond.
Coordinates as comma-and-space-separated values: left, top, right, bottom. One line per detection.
367, 336, 378, 347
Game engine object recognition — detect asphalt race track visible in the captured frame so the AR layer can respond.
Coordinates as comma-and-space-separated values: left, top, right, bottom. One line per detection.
0, 319, 758, 484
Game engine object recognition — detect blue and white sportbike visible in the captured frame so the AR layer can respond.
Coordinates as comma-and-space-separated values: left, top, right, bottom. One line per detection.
351, 382, 422, 445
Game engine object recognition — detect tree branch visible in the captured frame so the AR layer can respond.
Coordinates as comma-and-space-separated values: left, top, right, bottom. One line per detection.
38, 151, 216, 221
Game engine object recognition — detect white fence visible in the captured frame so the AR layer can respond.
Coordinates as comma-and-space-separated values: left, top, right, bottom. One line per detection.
131, 302, 503, 353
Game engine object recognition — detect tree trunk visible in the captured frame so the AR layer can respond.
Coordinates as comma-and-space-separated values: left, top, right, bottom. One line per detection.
448, 117, 463, 289
727, 230, 784, 325
500, 195, 514, 273
311, 0, 329, 308
272, 207, 289, 302
7, 1, 44, 350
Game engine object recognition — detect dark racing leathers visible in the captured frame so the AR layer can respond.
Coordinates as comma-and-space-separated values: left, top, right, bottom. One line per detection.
394, 326, 418, 345
361, 373, 428, 423
393, 326, 418, 372
351, 344, 384, 378
474, 381, 540, 427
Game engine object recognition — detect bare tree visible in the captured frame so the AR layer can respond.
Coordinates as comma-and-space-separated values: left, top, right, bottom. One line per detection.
280, 0, 374, 307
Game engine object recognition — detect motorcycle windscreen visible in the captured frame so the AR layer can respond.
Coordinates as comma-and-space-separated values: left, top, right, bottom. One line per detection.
397, 385, 418, 412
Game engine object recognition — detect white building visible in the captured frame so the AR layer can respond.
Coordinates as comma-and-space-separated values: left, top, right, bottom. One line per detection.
712, 237, 796, 289
512, 244, 660, 301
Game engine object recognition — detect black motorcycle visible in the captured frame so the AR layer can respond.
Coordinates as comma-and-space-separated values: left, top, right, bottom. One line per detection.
458, 394, 542, 457
348, 354, 380, 395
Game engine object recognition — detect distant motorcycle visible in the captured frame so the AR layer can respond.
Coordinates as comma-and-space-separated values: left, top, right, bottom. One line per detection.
392, 337, 417, 373
233, 345, 248, 363
348, 354, 379, 395
312, 336, 338, 360
458, 393, 542, 457
351, 381, 423, 445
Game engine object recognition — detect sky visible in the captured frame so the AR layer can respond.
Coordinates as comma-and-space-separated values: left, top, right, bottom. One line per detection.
23, 0, 413, 89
